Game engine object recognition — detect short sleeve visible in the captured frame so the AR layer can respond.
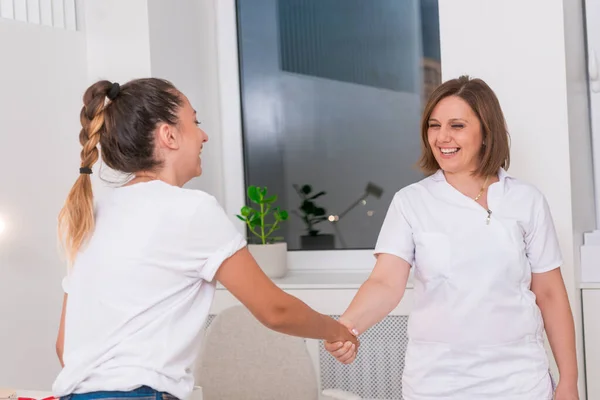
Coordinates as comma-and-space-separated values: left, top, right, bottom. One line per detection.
525, 193, 563, 273
61, 275, 70, 293
188, 194, 247, 282
373, 193, 415, 266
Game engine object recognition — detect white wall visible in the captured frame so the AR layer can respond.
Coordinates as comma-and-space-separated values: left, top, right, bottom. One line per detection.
438, 0, 592, 395
0, 19, 87, 389
81, 0, 153, 200
147, 0, 226, 203
81, 0, 226, 204
84, 0, 152, 82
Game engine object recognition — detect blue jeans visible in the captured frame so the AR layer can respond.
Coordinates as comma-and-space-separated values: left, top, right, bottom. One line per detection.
61, 386, 178, 400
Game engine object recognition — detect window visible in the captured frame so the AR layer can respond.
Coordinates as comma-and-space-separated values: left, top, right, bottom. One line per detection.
233, 0, 441, 252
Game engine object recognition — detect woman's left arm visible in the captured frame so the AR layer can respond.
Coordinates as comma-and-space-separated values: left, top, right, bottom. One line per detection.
531, 268, 578, 398
56, 293, 67, 367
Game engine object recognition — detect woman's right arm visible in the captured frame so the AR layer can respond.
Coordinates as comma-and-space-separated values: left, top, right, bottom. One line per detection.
340, 254, 410, 333
324, 192, 413, 363
215, 247, 358, 346
324, 253, 410, 363
337, 253, 410, 334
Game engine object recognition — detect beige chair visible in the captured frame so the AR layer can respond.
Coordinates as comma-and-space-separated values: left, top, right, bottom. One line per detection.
196, 305, 361, 400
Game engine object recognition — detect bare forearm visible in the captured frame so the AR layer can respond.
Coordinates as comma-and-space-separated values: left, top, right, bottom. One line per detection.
57, 294, 67, 368
266, 293, 344, 342
341, 278, 405, 334
216, 249, 354, 344
538, 294, 578, 384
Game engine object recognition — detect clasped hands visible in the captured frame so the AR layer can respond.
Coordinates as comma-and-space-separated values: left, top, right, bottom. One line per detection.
326, 318, 359, 364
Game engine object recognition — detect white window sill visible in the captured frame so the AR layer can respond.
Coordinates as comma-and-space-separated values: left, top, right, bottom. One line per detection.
580, 282, 600, 289
217, 269, 415, 290
581, 230, 600, 283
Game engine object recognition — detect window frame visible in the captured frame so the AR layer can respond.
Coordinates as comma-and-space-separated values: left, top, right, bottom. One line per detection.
215, 0, 377, 271
584, 0, 600, 229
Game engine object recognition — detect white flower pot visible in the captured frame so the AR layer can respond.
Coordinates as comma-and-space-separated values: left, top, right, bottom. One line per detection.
248, 242, 288, 278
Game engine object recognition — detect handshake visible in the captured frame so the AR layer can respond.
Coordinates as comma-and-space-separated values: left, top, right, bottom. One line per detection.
325, 318, 360, 365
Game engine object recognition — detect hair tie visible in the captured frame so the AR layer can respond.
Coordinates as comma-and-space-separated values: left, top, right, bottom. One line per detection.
107, 82, 120, 101
79, 167, 93, 175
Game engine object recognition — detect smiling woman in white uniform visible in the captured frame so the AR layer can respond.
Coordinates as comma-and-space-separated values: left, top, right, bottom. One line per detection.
325, 76, 579, 400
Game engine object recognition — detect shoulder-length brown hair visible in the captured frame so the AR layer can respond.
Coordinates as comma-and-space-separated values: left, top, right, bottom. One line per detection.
418, 75, 510, 176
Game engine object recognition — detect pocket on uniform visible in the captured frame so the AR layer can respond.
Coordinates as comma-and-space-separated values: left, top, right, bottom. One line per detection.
413, 232, 451, 281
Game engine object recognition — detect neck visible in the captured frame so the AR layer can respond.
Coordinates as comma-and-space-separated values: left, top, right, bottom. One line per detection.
443, 169, 490, 198
128, 168, 184, 187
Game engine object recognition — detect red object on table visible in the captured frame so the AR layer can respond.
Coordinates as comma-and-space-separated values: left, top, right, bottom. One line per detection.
18, 397, 57, 400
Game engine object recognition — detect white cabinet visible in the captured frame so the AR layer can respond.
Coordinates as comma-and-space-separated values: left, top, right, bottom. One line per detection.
583, 289, 600, 399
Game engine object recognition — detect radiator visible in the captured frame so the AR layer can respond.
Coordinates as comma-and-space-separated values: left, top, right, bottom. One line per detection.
319, 315, 408, 400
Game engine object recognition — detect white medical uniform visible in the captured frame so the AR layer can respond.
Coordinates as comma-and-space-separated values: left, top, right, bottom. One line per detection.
375, 168, 561, 400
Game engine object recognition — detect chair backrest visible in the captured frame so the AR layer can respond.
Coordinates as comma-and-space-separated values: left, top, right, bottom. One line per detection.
196, 305, 319, 400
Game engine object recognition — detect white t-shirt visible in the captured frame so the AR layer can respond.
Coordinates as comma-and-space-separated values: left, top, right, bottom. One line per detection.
52, 181, 246, 400
375, 168, 561, 400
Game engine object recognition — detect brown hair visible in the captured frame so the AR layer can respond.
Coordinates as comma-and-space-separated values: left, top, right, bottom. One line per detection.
418, 75, 510, 176
58, 78, 183, 263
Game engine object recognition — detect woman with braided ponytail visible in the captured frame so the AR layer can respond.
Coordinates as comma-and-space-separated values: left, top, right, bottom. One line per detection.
53, 78, 358, 400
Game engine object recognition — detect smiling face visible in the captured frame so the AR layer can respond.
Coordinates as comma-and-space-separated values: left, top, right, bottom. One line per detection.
426, 95, 483, 175
176, 94, 208, 179
418, 76, 511, 178
152, 92, 209, 186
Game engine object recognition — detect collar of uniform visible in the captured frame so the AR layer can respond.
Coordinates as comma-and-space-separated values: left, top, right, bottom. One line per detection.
430, 167, 511, 183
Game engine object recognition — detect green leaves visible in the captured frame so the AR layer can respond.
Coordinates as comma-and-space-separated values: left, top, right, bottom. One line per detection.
247, 186, 261, 203
240, 206, 252, 217
275, 209, 289, 221
248, 213, 261, 228
237, 185, 289, 245
264, 195, 278, 204
247, 186, 279, 205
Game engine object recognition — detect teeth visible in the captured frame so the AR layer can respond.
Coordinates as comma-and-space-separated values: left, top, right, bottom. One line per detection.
440, 148, 459, 154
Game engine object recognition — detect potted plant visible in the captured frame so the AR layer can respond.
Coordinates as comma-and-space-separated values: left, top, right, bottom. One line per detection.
237, 185, 289, 278
293, 184, 335, 250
